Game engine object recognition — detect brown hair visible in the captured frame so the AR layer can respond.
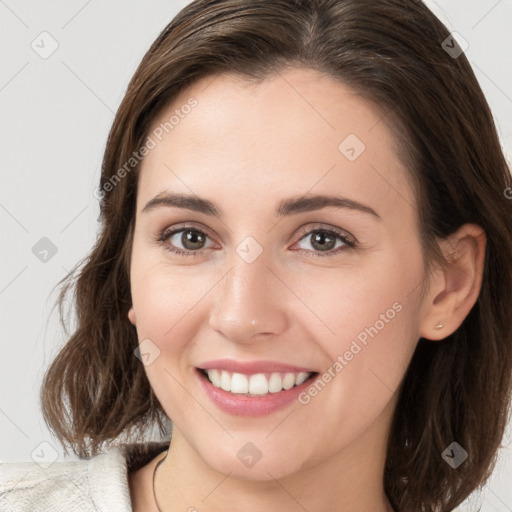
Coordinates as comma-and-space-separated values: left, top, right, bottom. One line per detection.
41, 0, 512, 510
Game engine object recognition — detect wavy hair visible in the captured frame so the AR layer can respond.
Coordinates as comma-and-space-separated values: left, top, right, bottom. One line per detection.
41, 0, 512, 510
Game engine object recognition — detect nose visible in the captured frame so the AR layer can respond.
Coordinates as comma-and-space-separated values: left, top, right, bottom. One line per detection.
208, 247, 289, 345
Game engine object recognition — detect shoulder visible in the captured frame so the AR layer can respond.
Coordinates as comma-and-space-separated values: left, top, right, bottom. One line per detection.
0, 457, 91, 511
0, 442, 167, 512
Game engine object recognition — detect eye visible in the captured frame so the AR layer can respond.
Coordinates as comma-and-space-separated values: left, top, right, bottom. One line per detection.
157, 224, 216, 257
292, 225, 356, 258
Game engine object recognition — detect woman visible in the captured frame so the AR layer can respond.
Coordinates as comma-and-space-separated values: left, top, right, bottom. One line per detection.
1, 0, 511, 511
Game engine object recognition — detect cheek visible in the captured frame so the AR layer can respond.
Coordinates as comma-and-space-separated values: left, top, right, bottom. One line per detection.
302, 250, 420, 343
297, 246, 423, 401
129, 246, 223, 394
129, 233, 208, 335
131, 265, 208, 348
130, 257, 215, 416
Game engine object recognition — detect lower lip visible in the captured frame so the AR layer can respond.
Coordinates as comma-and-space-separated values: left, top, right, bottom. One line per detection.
196, 368, 318, 417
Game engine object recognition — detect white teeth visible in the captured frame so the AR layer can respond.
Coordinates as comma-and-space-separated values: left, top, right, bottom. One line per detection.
205, 369, 313, 395
208, 369, 221, 388
282, 373, 296, 390
231, 373, 249, 393
268, 372, 283, 393
249, 373, 268, 395
220, 370, 231, 391
295, 372, 309, 386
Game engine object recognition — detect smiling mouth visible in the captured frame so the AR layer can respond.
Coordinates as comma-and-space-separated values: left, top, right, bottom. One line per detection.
198, 368, 319, 396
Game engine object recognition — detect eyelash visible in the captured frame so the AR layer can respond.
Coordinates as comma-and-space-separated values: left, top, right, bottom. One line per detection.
156, 223, 356, 259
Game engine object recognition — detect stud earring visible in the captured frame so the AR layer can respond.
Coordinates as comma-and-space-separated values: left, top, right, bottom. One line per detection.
435, 321, 444, 329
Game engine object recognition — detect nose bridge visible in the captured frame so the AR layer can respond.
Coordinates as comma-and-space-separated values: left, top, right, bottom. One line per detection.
208, 240, 288, 342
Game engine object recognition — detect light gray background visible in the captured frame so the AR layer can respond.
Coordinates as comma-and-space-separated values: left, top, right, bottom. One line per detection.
1, 1, 511, 510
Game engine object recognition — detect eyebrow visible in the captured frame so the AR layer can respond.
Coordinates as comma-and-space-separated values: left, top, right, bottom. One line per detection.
142, 192, 382, 220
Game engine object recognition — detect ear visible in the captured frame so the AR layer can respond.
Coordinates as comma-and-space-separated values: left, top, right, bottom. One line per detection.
128, 307, 137, 326
419, 223, 486, 341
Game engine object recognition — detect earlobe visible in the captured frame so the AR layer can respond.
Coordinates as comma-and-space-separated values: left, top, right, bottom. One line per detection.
419, 224, 486, 341
128, 307, 136, 326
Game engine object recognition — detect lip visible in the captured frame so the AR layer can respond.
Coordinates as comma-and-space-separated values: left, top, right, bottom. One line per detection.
197, 358, 316, 374
196, 367, 318, 417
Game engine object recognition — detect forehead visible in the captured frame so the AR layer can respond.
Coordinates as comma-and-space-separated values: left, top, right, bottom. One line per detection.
137, 68, 416, 223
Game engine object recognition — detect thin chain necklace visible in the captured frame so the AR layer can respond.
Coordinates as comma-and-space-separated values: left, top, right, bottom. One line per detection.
152, 453, 166, 512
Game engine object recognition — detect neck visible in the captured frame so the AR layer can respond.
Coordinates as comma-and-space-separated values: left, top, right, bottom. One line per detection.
154, 409, 396, 512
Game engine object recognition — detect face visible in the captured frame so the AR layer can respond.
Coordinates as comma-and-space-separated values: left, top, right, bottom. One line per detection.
128, 68, 427, 480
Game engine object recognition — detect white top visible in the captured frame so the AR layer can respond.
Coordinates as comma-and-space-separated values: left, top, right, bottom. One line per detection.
0, 442, 168, 512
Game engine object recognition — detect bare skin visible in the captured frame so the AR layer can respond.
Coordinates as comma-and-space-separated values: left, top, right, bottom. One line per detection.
126, 68, 486, 512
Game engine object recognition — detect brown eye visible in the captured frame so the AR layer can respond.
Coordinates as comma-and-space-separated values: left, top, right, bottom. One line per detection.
175, 229, 207, 250
293, 227, 356, 258
158, 226, 215, 256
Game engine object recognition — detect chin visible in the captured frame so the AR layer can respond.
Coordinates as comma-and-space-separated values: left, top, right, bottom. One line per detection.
197, 440, 309, 482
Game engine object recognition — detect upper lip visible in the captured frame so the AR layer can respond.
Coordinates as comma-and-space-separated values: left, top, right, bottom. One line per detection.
198, 359, 316, 375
